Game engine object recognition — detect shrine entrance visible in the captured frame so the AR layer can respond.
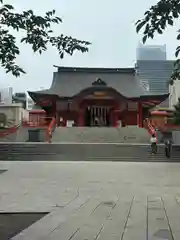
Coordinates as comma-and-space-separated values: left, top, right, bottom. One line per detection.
84, 105, 112, 126
75, 78, 126, 127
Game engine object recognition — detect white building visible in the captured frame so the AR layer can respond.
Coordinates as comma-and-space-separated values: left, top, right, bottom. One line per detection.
136, 43, 166, 61
27, 98, 34, 110
169, 80, 180, 108
0, 87, 13, 104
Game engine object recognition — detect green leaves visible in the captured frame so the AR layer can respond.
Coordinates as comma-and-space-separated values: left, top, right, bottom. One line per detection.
170, 59, 180, 85
173, 97, 180, 125
142, 35, 147, 44
168, 19, 173, 25
3, 4, 14, 10
135, 0, 180, 42
136, 20, 146, 33
0, 2, 90, 76
49, 35, 90, 58
0, 27, 23, 77
175, 46, 180, 57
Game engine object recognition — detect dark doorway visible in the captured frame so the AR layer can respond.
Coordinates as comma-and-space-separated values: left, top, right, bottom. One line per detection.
84, 106, 111, 126
84, 107, 91, 126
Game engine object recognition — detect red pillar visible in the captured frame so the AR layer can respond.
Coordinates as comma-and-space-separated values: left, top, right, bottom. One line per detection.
138, 102, 143, 127
113, 110, 119, 127
56, 111, 59, 126
114, 101, 120, 127
78, 109, 84, 126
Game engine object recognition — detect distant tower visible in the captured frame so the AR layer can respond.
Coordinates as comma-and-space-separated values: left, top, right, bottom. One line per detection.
136, 42, 166, 61
0, 87, 13, 104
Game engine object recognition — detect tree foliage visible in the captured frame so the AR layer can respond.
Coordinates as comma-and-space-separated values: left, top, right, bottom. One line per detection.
0, 0, 90, 76
135, 0, 180, 84
173, 97, 180, 124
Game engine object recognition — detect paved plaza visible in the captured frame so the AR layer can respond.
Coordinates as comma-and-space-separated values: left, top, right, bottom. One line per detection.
0, 161, 180, 239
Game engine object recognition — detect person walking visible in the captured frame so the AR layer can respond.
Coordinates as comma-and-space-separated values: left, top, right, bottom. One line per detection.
150, 134, 157, 154
164, 138, 172, 158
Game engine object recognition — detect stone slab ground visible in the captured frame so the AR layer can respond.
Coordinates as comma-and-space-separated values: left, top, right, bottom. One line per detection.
0, 161, 180, 239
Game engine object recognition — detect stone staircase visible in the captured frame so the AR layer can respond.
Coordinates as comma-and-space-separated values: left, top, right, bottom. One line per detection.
52, 126, 150, 143
0, 143, 179, 162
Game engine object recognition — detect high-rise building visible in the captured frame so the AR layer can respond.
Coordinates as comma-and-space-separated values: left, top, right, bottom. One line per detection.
136, 60, 174, 94
0, 87, 13, 104
136, 44, 174, 107
136, 43, 166, 61
27, 98, 34, 110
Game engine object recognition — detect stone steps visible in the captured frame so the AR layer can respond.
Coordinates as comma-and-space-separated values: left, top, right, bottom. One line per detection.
52, 127, 150, 143
0, 143, 179, 162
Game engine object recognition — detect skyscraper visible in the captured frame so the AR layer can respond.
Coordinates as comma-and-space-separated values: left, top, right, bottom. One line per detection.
136, 60, 174, 94
136, 43, 166, 61
136, 44, 173, 107
0, 87, 13, 104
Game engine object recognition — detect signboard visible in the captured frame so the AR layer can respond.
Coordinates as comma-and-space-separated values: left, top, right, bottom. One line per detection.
56, 101, 68, 111
67, 120, 74, 127
39, 98, 52, 106
127, 101, 138, 110
68, 101, 79, 111
56, 101, 79, 111
93, 91, 106, 97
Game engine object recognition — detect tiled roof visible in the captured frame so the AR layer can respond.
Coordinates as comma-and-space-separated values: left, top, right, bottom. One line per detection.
30, 67, 145, 98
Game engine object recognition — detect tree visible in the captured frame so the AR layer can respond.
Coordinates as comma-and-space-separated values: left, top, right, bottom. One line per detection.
173, 97, 180, 124
0, 0, 90, 76
135, 0, 180, 84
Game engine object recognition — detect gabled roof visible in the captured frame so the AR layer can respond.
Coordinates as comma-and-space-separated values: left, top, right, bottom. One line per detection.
53, 66, 135, 73
29, 66, 146, 99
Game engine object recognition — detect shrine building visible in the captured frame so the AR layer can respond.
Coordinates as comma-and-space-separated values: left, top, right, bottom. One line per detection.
28, 66, 169, 127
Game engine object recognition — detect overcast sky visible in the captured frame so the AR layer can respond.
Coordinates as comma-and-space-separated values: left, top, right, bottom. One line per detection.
0, 0, 178, 93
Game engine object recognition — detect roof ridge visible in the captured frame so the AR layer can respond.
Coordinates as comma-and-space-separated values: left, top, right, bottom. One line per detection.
53, 65, 135, 73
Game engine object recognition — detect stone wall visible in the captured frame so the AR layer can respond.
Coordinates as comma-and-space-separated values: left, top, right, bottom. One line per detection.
172, 130, 180, 144
0, 103, 28, 126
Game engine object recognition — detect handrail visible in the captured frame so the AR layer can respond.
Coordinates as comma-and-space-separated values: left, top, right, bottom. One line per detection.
147, 119, 158, 143
22, 117, 52, 127
0, 125, 19, 137
46, 117, 56, 143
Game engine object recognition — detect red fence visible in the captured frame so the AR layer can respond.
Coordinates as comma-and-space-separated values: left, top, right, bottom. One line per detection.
144, 119, 158, 143
46, 117, 56, 142
0, 125, 19, 138
23, 115, 56, 142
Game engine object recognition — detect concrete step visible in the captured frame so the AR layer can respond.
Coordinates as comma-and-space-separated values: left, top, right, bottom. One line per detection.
52, 127, 150, 143
0, 132, 17, 142
0, 143, 179, 162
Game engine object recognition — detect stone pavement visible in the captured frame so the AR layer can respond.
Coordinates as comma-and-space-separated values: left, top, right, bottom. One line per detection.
0, 161, 180, 239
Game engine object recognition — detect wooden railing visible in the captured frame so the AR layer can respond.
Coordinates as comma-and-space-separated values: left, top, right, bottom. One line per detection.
23, 116, 56, 142
147, 119, 158, 143
0, 125, 19, 137
143, 119, 158, 143
0, 118, 19, 138
163, 123, 180, 130
0, 116, 57, 141
22, 117, 50, 127
46, 117, 56, 143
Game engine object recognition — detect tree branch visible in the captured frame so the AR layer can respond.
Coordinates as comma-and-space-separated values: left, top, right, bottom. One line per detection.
136, 0, 180, 43
136, 0, 180, 84
0, 1, 91, 76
